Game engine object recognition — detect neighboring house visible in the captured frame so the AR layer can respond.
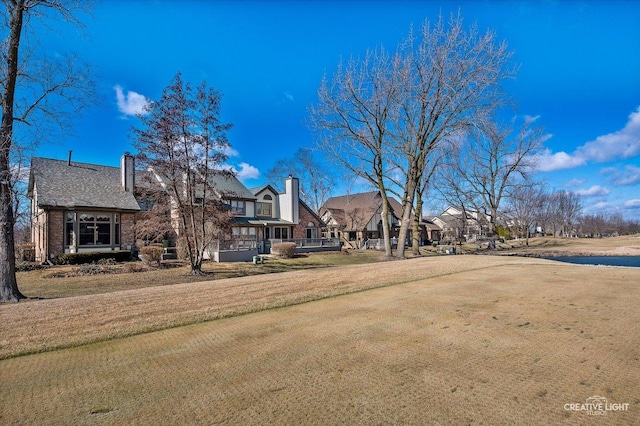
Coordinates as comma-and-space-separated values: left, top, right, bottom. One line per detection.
418, 217, 442, 243
29, 154, 339, 263
28, 154, 140, 262
249, 178, 329, 255
429, 206, 490, 243
319, 191, 405, 249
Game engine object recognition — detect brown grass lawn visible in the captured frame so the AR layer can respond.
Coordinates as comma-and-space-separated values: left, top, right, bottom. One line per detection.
15, 249, 389, 299
1, 236, 639, 425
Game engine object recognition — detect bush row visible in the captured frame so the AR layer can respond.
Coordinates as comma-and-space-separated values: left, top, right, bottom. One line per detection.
53, 250, 133, 265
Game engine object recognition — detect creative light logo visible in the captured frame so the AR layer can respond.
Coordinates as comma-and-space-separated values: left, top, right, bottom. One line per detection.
564, 396, 630, 416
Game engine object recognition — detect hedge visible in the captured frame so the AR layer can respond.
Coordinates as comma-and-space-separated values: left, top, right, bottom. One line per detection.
53, 250, 132, 265
140, 245, 163, 266
271, 242, 297, 258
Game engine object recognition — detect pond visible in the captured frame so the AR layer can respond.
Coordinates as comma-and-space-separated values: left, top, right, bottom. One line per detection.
547, 256, 640, 268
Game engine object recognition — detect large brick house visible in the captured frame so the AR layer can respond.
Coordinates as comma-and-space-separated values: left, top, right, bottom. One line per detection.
319, 191, 404, 249
28, 154, 140, 262
28, 153, 337, 262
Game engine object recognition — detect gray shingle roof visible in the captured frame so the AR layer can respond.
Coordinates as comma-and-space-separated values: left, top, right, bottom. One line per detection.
319, 191, 405, 231
29, 157, 140, 211
321, 191, 403, 216
208, 172, 257, 200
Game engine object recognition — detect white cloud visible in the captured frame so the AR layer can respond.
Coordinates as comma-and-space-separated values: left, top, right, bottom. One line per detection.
576, 185, 611, 197
604, 165, 640, 186
223, 146, 240, 157
533, 149, 586, 171
576, 107, 640, 162
534, 107, 640, 172
624, 199, 640, 208
564, 178, 586, 187
232, 162, 260, 181
283, 91, 294, 102
114, 85, 150, 116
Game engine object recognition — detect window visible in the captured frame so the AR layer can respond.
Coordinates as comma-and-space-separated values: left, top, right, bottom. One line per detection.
228, 200, 246, 215
65, 212, 75, 246
306, 222, 317, 239
114, 215, 120, 245
256, 202, 272, 217
75, 212, 118, 246
231, 227, 257, 239
274, 227, 289, 239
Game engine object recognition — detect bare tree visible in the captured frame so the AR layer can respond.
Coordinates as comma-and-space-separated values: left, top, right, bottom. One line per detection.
503, 183, 546, 246
266, 147, 335, 213
310, 47, 401, 257
1, 0, 93, 302
547, 190, 583, 237
577, 213, 607, 238
441, 115, 545, 237
134, 172, 175, 245
411, 148, 443, 254
132, 73, 234, 275
312, 13, 515, 258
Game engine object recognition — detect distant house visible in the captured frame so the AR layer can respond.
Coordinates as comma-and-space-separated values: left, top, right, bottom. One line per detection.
319, 191, 405, 249
418, 217, 442, 243
429, 206, 490, 243
29, 154, 339, 263
28, 154, 140, 262
249, 179, 328, 255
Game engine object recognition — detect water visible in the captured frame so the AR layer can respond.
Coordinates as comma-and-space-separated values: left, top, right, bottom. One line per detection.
547, 256, 640, 268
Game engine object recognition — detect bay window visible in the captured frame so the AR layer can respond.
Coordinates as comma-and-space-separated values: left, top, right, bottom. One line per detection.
66, 211, 120, 247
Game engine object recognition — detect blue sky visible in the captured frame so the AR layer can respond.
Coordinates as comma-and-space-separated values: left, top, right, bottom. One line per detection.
32, 0, 640, 219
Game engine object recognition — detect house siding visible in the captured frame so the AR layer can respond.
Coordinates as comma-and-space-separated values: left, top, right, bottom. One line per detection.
32, 207, 47, 262
47, 210, 65, 259
121, 212, 137, 249
293, 205, 319, 239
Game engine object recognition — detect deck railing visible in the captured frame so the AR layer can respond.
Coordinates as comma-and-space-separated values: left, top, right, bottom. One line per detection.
268, 238, 341, 248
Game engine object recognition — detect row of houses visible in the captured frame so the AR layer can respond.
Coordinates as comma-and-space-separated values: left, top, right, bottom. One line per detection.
28, 153, 339, 263
320, 195, 491, 248
27, 153, 491, 263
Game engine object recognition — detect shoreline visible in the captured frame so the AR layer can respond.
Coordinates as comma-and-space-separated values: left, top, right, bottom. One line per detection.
494, 251, 640, 258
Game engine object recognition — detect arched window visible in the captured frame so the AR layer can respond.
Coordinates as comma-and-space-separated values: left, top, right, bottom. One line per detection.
263, 194, 273, 200
306, 222, 317, 239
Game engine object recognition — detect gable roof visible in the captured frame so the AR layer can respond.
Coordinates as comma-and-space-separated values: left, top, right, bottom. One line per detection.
28, 157, 140, 211
144, 168, 257, 201
250, 184, 279, 199
209, 172, 257, 200
321, 191, 403, 217
320, 191, 404, 231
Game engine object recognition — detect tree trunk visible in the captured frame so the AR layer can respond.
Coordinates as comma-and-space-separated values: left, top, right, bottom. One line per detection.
396, 176, 419, 259
0, 1, 26, 302
412, 195, 423, 255
0, 177, 24, 302
379, 194, 393, 257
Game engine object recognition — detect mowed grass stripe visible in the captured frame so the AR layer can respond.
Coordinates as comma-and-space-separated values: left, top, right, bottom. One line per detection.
1, 259, 638, 425
0, 255, 535, 360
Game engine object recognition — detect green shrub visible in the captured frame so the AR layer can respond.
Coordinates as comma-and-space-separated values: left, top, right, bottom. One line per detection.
140, 245, 163, 266
53, 250, 132, 265
272, 242, 297, 258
